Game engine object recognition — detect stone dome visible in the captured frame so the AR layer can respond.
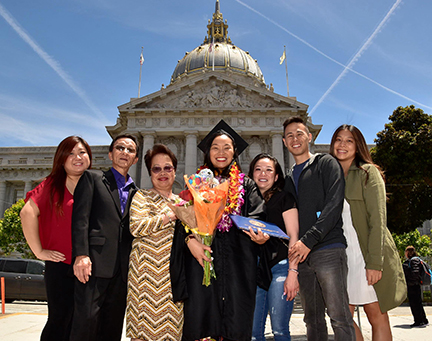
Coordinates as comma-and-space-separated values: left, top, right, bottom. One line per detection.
171, 42, 264, 84
170, 0, 265, 85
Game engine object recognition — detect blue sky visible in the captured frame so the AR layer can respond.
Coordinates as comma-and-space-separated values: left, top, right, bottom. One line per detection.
0, 0, 430, 147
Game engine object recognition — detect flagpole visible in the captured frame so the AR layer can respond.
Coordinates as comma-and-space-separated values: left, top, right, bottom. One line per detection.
138, 46, 143, 98
212, 37, 215, 71
284, 45, 289, 97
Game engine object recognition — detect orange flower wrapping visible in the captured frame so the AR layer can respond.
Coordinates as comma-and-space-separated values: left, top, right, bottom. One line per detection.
181, 174, 229, 286
184, 175, 229, 236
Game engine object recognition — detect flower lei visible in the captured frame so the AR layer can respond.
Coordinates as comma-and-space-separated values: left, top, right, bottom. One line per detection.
197, 162, 245, 233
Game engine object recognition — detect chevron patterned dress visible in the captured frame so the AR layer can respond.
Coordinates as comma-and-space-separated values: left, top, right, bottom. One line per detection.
126, 190, 184, 340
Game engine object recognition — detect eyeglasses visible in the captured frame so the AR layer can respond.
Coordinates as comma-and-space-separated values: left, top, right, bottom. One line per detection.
151, 165, 175, 174
114, 145, 136, 154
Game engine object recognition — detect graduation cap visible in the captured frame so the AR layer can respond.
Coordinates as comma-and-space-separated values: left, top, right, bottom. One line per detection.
198, 119, 248, 155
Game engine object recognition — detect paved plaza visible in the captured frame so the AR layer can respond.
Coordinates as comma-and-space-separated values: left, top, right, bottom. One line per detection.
0, 300, 431, 340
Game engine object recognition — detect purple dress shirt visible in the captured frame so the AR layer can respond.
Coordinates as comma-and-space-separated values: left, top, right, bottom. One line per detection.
111, 167, 135, 215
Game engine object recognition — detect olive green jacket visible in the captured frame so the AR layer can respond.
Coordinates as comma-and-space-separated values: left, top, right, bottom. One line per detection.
345, 163, 407, 313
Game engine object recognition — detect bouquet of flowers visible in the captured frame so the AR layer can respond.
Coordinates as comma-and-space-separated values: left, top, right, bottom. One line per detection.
169, 169, 228, 286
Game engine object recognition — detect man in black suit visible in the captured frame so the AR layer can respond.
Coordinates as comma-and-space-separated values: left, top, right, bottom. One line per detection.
70, 134, 139, 341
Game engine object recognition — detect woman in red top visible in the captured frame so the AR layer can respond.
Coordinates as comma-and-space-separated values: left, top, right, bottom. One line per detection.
20, 136, 92, 341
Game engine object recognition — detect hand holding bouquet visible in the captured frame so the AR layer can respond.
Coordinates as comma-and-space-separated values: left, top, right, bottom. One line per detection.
168, 191, 196, 229
169, 169, 228, 286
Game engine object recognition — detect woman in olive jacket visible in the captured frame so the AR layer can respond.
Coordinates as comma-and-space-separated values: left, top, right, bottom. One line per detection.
331, 124, 407, 341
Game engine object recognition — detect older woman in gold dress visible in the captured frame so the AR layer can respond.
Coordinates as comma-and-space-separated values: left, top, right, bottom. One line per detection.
126, 144, 183, 341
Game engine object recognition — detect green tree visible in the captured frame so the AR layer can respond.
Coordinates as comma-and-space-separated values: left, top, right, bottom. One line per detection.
392, 230, 432, 262
0, 200, 34, 258
371, 105, 432, 234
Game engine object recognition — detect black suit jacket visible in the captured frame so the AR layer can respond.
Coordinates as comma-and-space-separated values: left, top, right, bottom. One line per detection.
72, 169, 136, 281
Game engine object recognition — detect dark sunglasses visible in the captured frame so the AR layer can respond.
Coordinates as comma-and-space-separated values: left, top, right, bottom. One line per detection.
151, 165, 175, 174
114, 145, 136, 154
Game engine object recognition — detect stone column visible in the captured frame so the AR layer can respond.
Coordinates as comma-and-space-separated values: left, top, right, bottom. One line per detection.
129, 163, 137, 182
128, 133, 141, 182
185, 131, 198, 177
140, 132, 156, 189
288, 152, 295, 169
271, 132, 285, 173
24, 181, 33, 196
0, 181, 6, 217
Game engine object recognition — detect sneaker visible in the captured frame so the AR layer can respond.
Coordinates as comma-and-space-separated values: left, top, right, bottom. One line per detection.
421, 321, 429, 326
410, 322, 426, 328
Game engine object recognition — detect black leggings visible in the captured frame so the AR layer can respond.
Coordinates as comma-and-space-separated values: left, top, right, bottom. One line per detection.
41, 261, 75, 341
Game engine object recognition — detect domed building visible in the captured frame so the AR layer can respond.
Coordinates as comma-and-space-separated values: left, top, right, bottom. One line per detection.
0, 0, 323, 215
1, 1, 431, 245
171, 1, 264, 85
106, 0, 321, 191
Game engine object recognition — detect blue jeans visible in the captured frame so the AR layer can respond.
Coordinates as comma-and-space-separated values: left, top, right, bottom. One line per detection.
298, 247, 355, 341
252, 259, 293, 341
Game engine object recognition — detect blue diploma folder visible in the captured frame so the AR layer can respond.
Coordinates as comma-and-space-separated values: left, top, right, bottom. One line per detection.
229, 214, 290, 240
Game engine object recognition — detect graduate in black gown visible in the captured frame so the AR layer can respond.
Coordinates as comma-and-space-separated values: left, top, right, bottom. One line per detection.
170, 120, 268, 341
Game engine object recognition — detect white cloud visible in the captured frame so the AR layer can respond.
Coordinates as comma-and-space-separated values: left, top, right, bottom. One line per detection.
0, 94, 106, 129
0, 94, 109, 146
0, 113, 70, 145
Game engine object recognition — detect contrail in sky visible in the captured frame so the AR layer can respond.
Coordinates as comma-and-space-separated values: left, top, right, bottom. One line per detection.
0, 3, 106, 120
310, 0, 403, 114
235, 0, 432, 111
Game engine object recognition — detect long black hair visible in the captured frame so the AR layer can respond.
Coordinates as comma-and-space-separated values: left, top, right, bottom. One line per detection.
330, 124, 384, 183
202, 130, 242, 177
48, 136, 92, 215
248, 153, 285, 202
